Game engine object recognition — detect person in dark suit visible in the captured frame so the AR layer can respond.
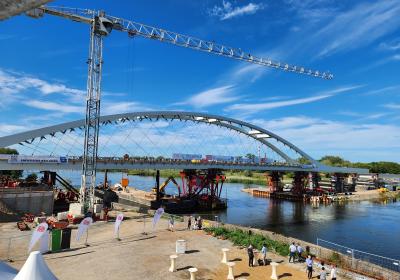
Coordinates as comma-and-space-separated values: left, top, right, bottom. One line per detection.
247, 244, 254, 267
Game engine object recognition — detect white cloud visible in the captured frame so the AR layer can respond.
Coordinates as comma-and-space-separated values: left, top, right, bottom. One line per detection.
0, 124, 27, 136
384, 103, 400, 109
251, 116, 400, 162
392, 54, 400, 61
380, 38, 400, 51
228, 94, 331, 112
0, 68, 85, 100
179, 85, 239, 108
314, 1, 400, 57
227, 85, 361, 112
24, 100, 83, 114
361, 85, 400, 96
102, 101, 152, 115
209, 1, 264, 20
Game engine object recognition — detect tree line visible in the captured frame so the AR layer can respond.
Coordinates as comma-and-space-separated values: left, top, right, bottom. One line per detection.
319, 155, 400, 174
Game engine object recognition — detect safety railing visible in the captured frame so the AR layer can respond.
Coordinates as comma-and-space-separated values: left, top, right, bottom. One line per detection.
0, 233, 32, 262
317, 238, 400, 273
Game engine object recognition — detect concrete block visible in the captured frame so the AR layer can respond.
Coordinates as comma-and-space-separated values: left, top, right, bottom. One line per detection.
69, 203, 83, 215
93, 203, 102, 214
57, 211, 68, 221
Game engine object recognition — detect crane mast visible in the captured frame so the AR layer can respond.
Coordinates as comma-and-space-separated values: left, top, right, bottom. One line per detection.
27, 6, 333, 213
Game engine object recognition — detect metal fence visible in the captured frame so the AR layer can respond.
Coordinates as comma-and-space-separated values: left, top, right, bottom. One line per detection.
0, 233, 32, 262
317, 238, 400, 272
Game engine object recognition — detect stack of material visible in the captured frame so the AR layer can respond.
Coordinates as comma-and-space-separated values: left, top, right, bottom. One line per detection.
14, 251, 58, 280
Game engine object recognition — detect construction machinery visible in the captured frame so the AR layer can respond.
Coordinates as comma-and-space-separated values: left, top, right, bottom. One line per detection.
152, 176, 181, 197
26, 5, 333, 213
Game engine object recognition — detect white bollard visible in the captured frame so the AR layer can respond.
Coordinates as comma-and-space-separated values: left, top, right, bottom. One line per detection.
169, 254, 178, 272
188, 267, 198, 280
270, 262, 279, 280
221, 248, 230, 263
227, 261, 235, 280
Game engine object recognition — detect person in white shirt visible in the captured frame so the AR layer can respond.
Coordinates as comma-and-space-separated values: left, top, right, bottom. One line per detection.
320, 267, 327, 280
297, 243, 304, 261
289, 242, 297, 263
261, 244, 267, 265
330, 264, 337, 280
306, 255, 313, 279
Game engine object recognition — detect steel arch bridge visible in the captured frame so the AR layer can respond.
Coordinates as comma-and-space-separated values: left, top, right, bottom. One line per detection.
0, 111, 366, 173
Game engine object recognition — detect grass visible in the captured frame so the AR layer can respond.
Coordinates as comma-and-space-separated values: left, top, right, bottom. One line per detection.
203, 226, 289, 256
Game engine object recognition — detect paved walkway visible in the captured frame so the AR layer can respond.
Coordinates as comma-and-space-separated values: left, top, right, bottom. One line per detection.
2, 212, 341, 279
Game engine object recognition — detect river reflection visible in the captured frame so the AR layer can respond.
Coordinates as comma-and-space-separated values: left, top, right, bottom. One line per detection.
59, 171, 400, 259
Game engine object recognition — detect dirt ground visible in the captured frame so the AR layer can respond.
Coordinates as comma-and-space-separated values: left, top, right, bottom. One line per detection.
1, 212, 334, 280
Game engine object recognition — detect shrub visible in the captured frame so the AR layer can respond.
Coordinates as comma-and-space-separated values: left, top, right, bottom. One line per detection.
203, 226, 290, 257
328, 252, 342, 266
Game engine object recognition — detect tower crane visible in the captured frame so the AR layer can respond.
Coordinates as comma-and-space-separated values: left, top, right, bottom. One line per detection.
26, 6, 333, 212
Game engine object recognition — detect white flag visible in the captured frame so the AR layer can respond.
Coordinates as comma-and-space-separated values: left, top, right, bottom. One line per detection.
40, 231, 49, 253
76, 217, 93, 241
114, 213, 124, 237
152, 207, 164, 229
28, 222, 48, 252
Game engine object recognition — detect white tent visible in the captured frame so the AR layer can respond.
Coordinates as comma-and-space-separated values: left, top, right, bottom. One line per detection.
0, 261, 18, 280
13, 251, 58, 280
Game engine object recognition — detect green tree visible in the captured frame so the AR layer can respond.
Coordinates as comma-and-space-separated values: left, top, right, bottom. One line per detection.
246, 153, 256, 161
25, 173, 38, 183
319, 155, 351, 167
0, 147, 23, 179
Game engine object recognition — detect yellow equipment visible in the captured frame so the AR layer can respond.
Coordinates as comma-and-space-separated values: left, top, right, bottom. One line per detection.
152, 176, 181, 196
378, 187, 388, 193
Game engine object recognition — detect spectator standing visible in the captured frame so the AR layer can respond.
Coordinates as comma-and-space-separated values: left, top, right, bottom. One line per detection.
289, 242, 297, 263
169, 215, 174, 231
261, 244, 268, 265
187, 216, 192, 230
247, 244, 254, 267
320, 267, 327, 280
330, 264, 337, 280
306, 255, 313, 279
297, 243, 304, 261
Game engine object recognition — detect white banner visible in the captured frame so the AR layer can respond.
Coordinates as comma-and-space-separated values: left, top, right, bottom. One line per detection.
76, 217, 93, 241
8, 155, 68, 164
39, 231, 49, 253
114, 213, 124, 237
152, 208, 164, 230
28, 222, 48, 252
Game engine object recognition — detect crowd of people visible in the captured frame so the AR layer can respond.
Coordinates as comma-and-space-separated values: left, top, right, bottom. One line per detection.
168, 215, 203, 232
244, 241, 337, 280
186, 215, 202, 230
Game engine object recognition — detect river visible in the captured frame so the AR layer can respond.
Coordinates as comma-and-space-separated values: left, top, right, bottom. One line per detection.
58, 171, 400, 260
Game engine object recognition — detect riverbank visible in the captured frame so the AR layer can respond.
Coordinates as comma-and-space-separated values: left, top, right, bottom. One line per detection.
242, 186, 400, 202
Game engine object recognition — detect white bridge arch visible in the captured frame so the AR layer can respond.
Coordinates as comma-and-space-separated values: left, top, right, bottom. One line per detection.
0, 111, 366, 173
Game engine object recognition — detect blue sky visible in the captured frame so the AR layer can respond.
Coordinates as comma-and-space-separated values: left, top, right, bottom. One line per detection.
0, 0, 400, 162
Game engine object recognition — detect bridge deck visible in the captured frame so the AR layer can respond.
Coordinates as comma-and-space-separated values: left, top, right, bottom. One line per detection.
0, 159, 368, 173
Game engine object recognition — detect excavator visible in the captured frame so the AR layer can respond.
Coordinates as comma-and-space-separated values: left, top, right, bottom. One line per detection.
152, 176, 181, 197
